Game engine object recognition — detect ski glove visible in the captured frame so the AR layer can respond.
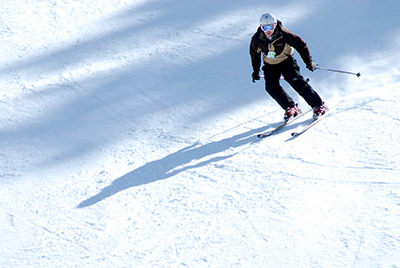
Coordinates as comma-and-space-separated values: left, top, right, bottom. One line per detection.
306, 61, 317, 72
252, 71, 260, 83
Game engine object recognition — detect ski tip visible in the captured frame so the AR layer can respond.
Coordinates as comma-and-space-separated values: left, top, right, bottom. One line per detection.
257, 132, 272, 138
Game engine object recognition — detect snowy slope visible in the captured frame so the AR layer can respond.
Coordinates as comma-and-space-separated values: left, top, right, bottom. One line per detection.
1, 0, 400, 267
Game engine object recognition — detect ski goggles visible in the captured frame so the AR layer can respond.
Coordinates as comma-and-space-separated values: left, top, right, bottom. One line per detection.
261, 24, 275, 32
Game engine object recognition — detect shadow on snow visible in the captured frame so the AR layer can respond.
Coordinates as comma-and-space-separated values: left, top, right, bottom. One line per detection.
77, 125, 267, 208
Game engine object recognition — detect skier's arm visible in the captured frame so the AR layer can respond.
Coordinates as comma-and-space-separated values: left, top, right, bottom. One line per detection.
250, 37, 262, 73
283, 28, 313, 67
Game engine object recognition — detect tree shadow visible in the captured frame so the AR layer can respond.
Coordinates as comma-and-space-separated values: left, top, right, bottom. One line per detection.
0, 0, 263, 172
77, 124, 268, 208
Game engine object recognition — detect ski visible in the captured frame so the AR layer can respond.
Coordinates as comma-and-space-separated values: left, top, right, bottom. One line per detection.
257, 108, 312, 138
290, 116, 326, 137
291, 100, 343, 137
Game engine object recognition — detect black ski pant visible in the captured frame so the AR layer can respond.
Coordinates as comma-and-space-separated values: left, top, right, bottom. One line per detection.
262, 58, 323, 110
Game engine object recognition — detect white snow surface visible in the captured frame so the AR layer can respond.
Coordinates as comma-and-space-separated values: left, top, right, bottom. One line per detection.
1, 0, 400, 267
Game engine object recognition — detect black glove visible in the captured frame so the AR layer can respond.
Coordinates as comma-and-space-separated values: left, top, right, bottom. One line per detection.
252, 71, 260, 83
306, 61, 317, 72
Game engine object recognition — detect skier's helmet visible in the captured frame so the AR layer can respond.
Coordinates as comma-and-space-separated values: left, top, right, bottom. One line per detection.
259, 13, 277, 32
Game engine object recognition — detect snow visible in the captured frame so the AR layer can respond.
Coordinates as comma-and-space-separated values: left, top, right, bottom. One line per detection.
1, 0, 400, 267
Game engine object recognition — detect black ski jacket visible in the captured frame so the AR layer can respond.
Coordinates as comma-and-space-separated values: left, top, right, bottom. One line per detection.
250, 20, 313, 72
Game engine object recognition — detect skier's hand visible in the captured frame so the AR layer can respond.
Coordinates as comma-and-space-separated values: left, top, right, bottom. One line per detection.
306, 61, 317, 72
252, 71, 260, 83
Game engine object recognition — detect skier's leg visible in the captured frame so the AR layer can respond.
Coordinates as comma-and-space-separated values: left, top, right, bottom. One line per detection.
282, 59, 323, 108
262, 64, 295, 110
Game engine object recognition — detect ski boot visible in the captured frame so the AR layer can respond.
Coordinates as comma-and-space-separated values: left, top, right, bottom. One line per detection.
313, 103, 327, 120
284, 104, 300, 122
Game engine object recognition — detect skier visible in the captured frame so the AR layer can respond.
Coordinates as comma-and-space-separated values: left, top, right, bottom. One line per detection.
250, 13, 326, 121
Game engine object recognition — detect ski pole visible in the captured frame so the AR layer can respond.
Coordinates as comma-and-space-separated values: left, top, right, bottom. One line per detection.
259, 75, 287, 79
316, 66, 361, 77
259, 75, 310, 82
